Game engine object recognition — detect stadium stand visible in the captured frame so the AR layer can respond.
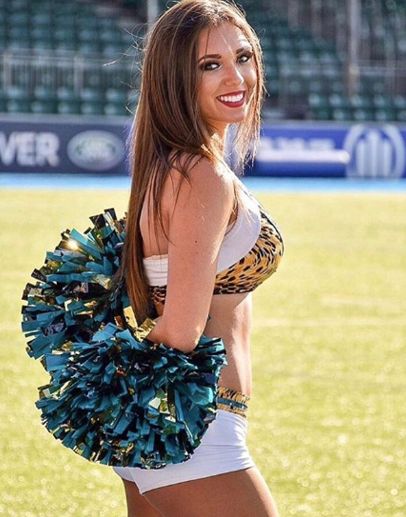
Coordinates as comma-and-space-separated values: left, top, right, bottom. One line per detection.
0, 0, 143, 116
0, 0, 405, 121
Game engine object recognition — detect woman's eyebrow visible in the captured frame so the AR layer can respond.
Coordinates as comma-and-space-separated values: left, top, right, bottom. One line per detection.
198, 46, 252, 62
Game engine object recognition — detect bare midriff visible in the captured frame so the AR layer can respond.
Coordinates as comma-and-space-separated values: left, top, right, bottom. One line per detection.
152, 292, 253, 398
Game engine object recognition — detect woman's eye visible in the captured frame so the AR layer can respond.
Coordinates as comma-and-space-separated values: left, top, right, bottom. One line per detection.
239, 52, 253, 63
199, 52, 253, 72
200, 62, 217, 70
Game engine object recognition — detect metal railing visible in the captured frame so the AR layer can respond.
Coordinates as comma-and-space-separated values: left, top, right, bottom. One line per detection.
266, 0, 406, 97
274, 61, 406, 119
0, 48, 140, 93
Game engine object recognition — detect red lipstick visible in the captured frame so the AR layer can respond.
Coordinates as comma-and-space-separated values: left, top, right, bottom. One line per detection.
216, 90, 246, 108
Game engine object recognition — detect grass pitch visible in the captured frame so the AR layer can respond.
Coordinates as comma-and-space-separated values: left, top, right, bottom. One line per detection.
0, 188, 405, 516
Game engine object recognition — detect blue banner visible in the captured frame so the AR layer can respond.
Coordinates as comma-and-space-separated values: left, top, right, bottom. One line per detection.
1, 115, 405, 179
0, 115, 130, 175
252, 122, 406, 179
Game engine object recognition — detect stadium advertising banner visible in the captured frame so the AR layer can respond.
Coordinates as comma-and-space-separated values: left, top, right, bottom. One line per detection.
255, 123, 406, 179
0, 116, 405, 178
0, 115, 128, 175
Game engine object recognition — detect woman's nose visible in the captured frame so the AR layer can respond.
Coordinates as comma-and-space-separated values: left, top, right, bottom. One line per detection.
224, 64, 244, 86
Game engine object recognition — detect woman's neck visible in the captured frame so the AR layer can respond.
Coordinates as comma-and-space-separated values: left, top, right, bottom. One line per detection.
211, 127, 228, 153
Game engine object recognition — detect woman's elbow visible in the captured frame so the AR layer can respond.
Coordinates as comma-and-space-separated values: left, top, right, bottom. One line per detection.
165, 327, 201, 354
146, 316, 202, 353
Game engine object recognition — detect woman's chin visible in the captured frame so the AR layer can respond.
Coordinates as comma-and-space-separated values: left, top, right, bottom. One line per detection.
212, 112, 247, 126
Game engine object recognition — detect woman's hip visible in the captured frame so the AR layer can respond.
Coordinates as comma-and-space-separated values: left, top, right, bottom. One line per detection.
112, 387, 254, 493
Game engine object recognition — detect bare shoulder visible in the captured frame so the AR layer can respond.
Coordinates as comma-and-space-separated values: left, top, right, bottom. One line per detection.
164, 152, 234, 215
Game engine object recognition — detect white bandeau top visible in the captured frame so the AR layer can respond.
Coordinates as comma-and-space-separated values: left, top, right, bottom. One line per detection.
142, 180, 261, 287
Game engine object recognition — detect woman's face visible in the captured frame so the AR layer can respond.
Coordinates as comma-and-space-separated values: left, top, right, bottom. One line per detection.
196, 22, 257, 138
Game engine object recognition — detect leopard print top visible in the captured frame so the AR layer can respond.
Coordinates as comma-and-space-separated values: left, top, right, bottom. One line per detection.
147, 201, 284, 306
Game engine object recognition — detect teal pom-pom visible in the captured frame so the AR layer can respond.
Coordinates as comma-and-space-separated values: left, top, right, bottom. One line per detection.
21, 208, 228, 469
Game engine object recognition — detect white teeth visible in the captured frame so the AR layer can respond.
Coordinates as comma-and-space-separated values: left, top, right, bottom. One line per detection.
218, 92, 244, 103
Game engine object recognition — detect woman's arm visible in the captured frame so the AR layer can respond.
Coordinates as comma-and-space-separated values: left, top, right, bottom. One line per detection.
145, 156, 234, 353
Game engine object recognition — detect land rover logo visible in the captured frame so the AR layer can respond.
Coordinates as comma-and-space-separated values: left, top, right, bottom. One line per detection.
67, 131, 125, 171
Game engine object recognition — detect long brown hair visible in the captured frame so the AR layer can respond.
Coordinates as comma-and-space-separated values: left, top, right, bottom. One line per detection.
116, 0, 266, 323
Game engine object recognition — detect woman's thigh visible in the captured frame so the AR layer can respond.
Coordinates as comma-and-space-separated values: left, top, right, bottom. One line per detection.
142, 466, 280, 517
121, 478, 163, 517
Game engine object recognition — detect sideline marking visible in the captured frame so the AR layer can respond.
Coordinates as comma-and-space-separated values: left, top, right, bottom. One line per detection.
1, 173, 406, 192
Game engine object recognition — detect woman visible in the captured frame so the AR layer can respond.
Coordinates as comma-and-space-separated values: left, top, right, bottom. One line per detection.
113, 1, 284, 515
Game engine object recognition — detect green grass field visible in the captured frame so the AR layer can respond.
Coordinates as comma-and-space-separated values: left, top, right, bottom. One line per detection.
1, 188, 405, 517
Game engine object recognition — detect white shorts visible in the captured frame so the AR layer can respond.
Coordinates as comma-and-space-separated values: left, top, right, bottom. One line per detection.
112, 409, 256, 494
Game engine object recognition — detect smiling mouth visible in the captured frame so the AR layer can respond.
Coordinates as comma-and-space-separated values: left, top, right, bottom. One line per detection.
216, 91, 246, 107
